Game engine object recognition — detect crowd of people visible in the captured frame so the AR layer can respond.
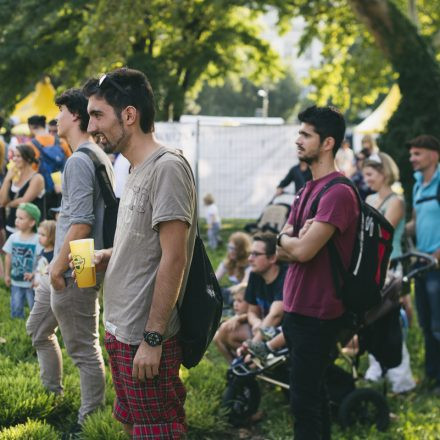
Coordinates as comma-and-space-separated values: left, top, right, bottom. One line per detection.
0, 69, 438, 440
211, 109, 439, 439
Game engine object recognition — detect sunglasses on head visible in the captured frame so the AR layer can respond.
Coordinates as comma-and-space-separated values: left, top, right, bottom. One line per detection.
98, 73, 129, 96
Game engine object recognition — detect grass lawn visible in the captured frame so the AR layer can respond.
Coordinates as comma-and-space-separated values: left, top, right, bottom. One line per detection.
0, 218, 439, 439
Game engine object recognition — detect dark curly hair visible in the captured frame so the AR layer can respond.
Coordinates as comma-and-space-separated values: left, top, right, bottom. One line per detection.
55, 88, 90, 132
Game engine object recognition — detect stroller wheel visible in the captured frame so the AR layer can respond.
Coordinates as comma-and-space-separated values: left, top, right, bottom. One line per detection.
222, 378, 261, 426
338, 388, 390, 431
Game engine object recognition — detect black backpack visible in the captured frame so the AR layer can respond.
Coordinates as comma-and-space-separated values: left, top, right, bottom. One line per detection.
308, 176, 394, 316
158, 150, 223, 369
178, 228, 223, 368
77, 147, 119, 248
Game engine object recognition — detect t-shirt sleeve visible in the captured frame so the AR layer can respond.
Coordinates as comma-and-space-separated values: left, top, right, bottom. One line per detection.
2, 234, 13, 254
272, 265, 287, 301
64, 155, 95, 226
314, 185, 358, 234
244, 272, 258, 305
151, 157, 194, 230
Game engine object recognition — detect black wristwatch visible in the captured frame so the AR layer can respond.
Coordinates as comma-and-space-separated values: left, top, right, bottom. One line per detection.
143, 331, 163, 347
277, 232, 289, 247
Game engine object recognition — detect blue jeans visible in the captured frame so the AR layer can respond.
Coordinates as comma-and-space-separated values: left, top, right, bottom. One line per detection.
11, 285, 34, 318
282, 312, 344, 440
207, 222, 220, 249
414, 269, 440, 383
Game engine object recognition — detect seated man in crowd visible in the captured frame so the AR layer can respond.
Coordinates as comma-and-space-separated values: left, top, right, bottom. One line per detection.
214, 232, 286, 363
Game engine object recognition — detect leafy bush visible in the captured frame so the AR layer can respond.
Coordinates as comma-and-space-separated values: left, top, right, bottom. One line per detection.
0, 220, 439, 438
0, 363, 56, 427
183, 355, 229, 437
0, 419, 58, 440
81, 407, 127, 440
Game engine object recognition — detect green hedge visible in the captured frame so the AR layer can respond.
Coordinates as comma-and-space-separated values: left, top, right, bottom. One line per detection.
0, 220, 439, 438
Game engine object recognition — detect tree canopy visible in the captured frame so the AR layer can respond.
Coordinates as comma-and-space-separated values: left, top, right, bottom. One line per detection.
268, 0, 440, 120
193, 70, 301, 120
0, 0, 283, 120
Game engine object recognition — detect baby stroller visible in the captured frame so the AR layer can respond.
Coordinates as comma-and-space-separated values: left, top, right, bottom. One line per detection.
222, 251, 437, 431
244, 193, 294, 235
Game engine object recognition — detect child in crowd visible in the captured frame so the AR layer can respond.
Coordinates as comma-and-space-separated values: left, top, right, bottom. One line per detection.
34, 220, 56, 287
203, 193, 221, 250
214, 283, 249, 360
231, 283, 249, 316
3, 202, 41, 318
215, 231, 252, 306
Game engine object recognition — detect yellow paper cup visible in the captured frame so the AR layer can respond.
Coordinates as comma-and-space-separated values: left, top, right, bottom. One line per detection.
51, 171, 62, 186
70, 239, 96, 288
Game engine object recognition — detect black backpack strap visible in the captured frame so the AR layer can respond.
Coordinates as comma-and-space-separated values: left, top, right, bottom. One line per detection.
309, 176, 360, 218
307, 176, 361, 298
415, 181, 440, 205
77, 147, 117, 208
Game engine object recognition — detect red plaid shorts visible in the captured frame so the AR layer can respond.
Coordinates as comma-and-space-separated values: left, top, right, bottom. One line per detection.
104, 332, 187, 439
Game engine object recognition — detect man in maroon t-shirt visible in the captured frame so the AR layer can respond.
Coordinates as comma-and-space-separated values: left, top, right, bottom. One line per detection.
277, 106, 359, 440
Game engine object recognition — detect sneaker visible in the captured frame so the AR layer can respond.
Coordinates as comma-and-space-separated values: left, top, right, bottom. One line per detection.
246, 340, 271, 361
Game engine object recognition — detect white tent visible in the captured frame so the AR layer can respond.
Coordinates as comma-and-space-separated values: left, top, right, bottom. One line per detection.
353, 84, 401, 150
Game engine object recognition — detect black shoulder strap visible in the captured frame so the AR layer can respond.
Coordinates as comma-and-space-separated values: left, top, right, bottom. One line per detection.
377, 192, 396, 211
308, 176, 361, 296
309, 176, 360, 219
77, 147, 117, 207
415, 180, 440, 205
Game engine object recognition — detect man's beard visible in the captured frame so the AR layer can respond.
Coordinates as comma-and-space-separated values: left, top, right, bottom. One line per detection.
300, 153, 319, 165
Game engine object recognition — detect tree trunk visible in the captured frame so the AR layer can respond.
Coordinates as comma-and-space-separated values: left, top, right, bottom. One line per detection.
348, 0, 440, 200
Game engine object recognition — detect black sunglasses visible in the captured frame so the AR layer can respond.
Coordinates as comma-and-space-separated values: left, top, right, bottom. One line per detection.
98, 73, 129, 96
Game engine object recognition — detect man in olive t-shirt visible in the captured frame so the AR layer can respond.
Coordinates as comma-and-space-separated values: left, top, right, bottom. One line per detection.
83, 68, 196, 439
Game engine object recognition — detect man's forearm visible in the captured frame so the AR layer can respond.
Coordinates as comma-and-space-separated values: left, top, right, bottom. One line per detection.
277, 236, 303, 262
145, 253, 187, 334
405, 220, 415, 237
261, 311, 283, 329
4, 254, 11, 277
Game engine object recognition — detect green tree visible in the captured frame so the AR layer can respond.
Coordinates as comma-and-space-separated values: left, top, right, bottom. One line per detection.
0, 0, 91, 111
192, 70, 301, 120
0, 0, 283, 120
269, 0, 440, 193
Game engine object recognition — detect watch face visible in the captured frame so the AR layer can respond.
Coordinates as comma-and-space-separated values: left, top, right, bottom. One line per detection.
144, 331, 162, 347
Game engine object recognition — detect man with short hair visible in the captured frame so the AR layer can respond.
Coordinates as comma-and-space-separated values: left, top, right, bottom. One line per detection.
27, 114, 71, 212
277, 105, 359, 439
26, 89, 113, 432
48, 119, 58, 136
406, 134, 440, 395
214, 232, 286, 363
83, 68, 197, 439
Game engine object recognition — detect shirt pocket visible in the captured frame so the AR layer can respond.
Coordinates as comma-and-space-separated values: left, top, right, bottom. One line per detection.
122, 185, 151, 237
